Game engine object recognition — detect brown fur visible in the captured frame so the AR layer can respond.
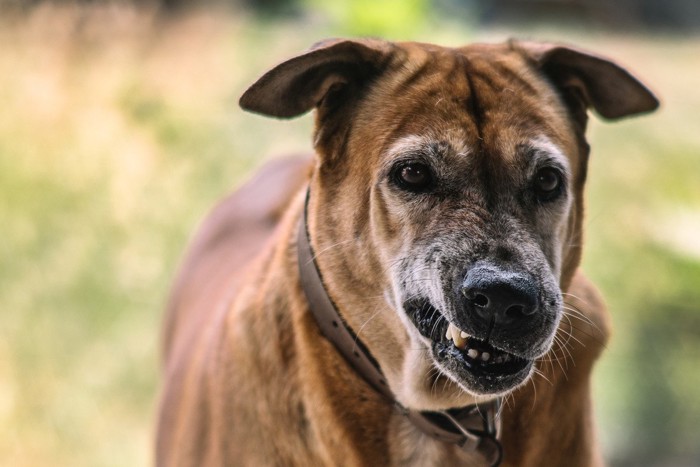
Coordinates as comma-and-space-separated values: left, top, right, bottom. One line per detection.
156, 39, 657, 466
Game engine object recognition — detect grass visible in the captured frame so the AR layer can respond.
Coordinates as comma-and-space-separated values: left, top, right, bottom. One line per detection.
0, 5, 698, 466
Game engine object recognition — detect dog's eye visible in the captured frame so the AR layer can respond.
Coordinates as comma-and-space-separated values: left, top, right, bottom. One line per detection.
392, 162, 434, 192
534, 168, 563, 201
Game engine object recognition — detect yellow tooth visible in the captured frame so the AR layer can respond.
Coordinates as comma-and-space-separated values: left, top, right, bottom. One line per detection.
451, 325, 467, 349
453, 332, 467, 349
446, 323, 468, 349
448, 324, 458, 341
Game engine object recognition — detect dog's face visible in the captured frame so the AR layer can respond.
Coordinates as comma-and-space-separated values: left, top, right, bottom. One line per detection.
241, 39, 657, 409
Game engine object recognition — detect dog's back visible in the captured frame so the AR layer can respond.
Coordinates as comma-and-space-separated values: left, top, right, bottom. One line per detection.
162, 156, 310, 359
157, 155, 311, 464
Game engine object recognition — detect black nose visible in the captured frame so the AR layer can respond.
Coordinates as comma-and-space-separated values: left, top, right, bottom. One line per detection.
461, 265, 538, 327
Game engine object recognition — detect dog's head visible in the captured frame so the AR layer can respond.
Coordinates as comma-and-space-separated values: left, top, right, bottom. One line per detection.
241, 39, 657, 409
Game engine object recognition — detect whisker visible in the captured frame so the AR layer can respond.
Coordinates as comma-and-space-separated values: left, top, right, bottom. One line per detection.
309, 239, 355, 260
353, 307, 386, 347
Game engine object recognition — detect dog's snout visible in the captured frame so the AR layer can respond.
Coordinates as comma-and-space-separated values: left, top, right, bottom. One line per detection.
461, 265, 538, 327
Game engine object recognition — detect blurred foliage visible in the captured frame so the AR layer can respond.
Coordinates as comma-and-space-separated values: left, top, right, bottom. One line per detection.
307, 0, 432, 37
581, 38, 700, 463
0, 3, 698, 467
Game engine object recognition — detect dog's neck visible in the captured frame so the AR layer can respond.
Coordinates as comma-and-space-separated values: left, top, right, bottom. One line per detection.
297, 188, 502, 465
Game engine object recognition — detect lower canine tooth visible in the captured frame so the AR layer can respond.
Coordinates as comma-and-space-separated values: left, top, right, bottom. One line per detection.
467, 348, 479, 359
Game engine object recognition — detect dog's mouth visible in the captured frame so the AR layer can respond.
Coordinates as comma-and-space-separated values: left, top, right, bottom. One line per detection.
440, 323, 531, 375
406, 300, 534, 394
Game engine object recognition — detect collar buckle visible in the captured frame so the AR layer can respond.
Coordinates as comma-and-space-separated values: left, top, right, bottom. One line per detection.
441, 400, 503, 466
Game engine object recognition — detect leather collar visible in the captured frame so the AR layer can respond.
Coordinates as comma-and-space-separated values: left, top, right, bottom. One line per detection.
296, 189, 503, 466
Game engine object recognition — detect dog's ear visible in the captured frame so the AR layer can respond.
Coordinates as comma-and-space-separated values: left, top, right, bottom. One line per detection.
239, 39, 392, 119
517, 41, 659, 122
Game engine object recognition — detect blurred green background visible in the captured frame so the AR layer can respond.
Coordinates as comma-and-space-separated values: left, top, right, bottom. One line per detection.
1, 1, 698, 466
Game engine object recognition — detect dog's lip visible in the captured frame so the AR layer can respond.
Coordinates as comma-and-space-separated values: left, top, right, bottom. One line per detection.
404, 299, 533, 379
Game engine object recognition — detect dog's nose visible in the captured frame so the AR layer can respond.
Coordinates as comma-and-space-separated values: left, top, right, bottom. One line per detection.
461, 265, 538, 327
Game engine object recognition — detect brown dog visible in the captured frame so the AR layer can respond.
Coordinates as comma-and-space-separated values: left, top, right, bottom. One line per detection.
156, 39, 658, 466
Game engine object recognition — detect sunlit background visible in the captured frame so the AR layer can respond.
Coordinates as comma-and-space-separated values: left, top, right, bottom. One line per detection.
1, 1, 698, 466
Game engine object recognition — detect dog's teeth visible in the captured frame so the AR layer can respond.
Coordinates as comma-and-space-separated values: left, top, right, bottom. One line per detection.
460, 331, 469, 339
447, 323, 457, 341
467, 348, 479, 359
446, 323, 468, 349
481, 352, 490, 362
452, 330, 467, 349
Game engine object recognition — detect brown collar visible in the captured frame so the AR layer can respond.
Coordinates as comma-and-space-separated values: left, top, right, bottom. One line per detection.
296, 189, 503, 466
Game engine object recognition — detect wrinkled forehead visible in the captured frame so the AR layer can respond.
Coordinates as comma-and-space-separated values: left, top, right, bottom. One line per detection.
350, 43, 580, 169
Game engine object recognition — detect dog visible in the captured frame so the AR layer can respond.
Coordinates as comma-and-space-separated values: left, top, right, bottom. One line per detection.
156, 38, 658, 466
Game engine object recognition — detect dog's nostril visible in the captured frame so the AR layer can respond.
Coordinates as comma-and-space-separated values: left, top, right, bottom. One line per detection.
506, 305, 524, 319
506, 304, 535, 318
472, 294, 489, 308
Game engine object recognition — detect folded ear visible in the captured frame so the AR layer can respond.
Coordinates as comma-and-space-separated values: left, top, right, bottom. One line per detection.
516, 41, 660, 121
239, 39, 392, 119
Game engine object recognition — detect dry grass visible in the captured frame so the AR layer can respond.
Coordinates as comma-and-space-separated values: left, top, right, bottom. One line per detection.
0, 6, 312, 466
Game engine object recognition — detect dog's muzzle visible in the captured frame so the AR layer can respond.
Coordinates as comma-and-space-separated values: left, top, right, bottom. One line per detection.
405, 261, 561, 395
